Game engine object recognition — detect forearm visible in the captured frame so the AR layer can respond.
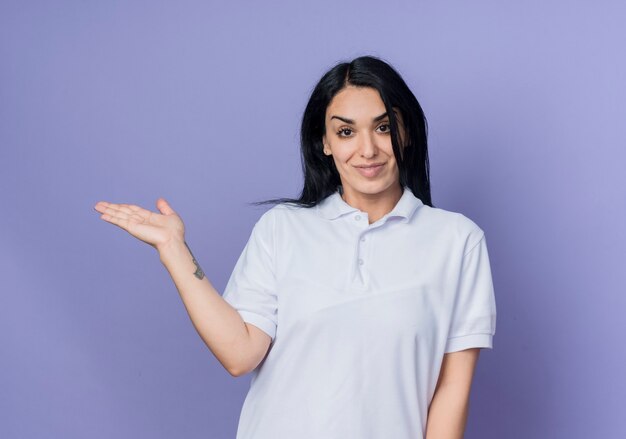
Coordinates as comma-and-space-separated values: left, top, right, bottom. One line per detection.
424, 382, 471, 439
158, 237, 250, 376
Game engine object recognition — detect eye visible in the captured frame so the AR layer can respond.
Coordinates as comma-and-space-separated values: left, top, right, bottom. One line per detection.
376, 123, 391, 134
337, 127, 354, 137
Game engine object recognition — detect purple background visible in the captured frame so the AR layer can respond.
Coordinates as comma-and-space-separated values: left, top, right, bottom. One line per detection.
2, 1, 625, 438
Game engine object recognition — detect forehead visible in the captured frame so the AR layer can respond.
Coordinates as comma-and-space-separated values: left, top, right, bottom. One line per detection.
326, 86, 386, 120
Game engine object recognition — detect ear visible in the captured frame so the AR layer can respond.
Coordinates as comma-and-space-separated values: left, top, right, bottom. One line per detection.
322, 135, 331, 156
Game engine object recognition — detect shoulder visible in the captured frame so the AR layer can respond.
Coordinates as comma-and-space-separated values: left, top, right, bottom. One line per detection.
416, 204, 485, 254
252, 202, 315, 232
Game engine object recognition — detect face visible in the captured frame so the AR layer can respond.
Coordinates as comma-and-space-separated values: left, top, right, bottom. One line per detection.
322, 85, 405, 201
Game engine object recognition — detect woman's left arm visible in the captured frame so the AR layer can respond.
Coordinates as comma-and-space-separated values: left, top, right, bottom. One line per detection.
424, 348, 481, 439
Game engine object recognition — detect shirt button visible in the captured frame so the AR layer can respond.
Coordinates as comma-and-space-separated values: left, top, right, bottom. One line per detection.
355, 215, 361, 221
360, 237, 366, 242
358, 258, 364, 265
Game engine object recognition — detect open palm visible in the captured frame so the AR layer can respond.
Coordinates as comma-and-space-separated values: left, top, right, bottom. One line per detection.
93, 198, 184, 250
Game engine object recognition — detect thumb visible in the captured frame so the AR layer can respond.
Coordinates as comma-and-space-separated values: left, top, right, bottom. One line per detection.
156, 197, 176, 216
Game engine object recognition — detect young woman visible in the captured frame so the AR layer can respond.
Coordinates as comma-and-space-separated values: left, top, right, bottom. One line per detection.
94, 55, 497, 439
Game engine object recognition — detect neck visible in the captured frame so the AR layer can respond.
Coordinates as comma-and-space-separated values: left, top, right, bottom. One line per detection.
341, 183, 403, 224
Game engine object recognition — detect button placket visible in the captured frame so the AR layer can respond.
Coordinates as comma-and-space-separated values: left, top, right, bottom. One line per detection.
347, 213, 364, 287
354, 213, 369, 278
357, 235, 366, 267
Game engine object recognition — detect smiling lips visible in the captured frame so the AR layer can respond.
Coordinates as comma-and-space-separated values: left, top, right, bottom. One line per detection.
354, 162, 386, 178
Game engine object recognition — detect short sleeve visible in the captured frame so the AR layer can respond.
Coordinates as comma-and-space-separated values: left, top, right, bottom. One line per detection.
444, 231, 497, 353
222, 210, 278, 342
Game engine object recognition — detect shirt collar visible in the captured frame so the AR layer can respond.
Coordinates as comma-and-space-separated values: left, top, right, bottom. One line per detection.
316, 186, 423, 222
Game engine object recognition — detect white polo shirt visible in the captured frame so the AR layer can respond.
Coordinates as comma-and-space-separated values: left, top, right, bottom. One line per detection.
222, 186, 497, 439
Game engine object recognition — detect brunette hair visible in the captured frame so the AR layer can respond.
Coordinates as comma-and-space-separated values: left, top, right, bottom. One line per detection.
253, 55, 432, 208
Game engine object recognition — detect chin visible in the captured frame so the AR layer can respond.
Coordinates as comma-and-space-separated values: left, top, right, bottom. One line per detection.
349, 180, 396, 196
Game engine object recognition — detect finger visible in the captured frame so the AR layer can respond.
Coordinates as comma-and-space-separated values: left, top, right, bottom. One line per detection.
100, 208, 146, 230
94, 201, 112, 213
95, 201, 122, 210
109, 203, 154, 221
95, 202, 156, 231
98, 205, 134, 222
114, 203, 137, 216
95, 202, 144, 218
100, 211, 131, 231
156, 198, 176, 216
94, 201, 130, 214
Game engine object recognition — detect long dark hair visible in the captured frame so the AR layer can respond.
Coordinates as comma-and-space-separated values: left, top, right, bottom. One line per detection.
252, 55, 433, 208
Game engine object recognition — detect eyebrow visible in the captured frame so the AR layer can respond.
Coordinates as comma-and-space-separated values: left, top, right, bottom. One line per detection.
330, 112, 388, 124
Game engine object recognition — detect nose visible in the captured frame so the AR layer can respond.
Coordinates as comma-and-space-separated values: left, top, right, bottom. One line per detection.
359, 132, 378, 158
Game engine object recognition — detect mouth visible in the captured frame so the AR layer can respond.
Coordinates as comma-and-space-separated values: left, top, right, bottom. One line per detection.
354, 162, 386, 178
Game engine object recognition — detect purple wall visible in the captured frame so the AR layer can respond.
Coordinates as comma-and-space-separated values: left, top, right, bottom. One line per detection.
2, 1, 625, 437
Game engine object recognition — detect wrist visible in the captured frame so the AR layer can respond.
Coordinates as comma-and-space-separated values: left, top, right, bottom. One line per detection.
157, 235, 187, 264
